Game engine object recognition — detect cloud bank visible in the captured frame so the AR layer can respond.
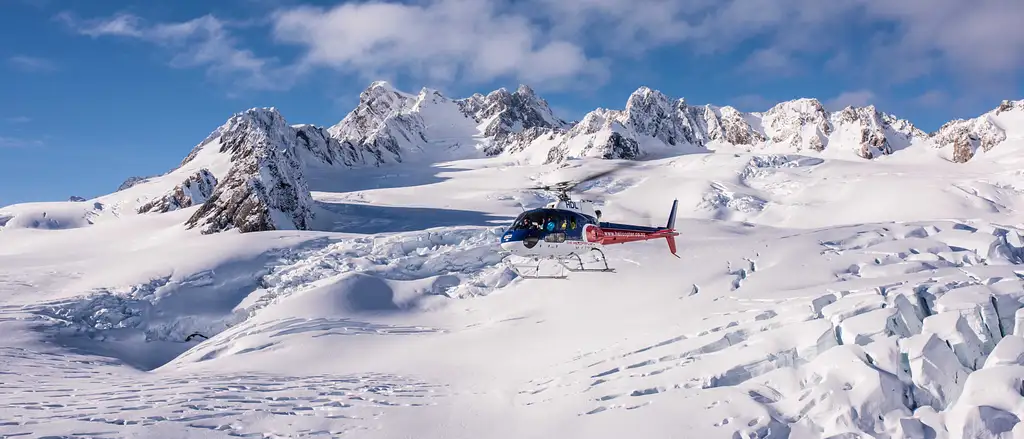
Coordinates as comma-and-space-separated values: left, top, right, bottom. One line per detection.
54, 0, 1024, 96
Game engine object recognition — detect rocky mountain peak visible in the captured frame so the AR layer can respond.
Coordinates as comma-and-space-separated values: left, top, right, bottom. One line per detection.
515, 84, 537, 98
624, 87, 671, 116
461, 83, 569, 155
996, 99, 1024, 115
706, 105, 765, 146
185, 108, 315, 234
760, 98, 832, 151
933, 117, 1007, 163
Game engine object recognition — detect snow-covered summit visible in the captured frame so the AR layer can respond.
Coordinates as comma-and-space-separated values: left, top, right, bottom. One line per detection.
325, 81, 570, 162
183, 107, 322, 234
521, 88, 935, 163
932, 99, 1024, 162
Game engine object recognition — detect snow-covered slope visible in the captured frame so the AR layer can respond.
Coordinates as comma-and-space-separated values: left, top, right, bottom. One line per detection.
4, 145, 1024, 438
4, 81, 1024, 438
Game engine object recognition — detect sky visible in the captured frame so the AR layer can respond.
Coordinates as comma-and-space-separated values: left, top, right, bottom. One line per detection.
2, 0, 1023, 206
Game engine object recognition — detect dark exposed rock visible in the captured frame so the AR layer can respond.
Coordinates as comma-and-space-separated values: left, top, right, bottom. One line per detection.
117, 175, 154, 192
137, 169, 217, 214
185, 108, 314, 234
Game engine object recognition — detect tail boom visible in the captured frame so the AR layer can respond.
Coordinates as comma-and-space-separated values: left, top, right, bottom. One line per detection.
591, 199, 680, 257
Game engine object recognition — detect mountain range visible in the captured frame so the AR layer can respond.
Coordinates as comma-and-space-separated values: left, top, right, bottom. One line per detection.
52, 82, 1024, 234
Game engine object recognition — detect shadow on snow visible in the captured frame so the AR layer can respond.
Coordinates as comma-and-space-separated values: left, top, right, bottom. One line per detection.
311, 201, 513, 234
304, 162, 473, 193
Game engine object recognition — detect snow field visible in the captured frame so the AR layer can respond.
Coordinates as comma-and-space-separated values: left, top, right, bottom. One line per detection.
4, 149, 1024, 438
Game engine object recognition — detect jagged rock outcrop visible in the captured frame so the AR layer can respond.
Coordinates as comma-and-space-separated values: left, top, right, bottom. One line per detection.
117, 175, 154, 192
829, 105, 928, 159
761, 99, 831, 152
931, 100, 1022, 162
68, 196, 86, 202
624, 87, 709, 148
184, 108, 315, 234
292, 124, 365, 168
327, 82, 569, 161
707, 106, 765, 146
535, 88, 762, 163
457, 85, 570, 155
137, 169, 217, 214
328, 82, 427, 164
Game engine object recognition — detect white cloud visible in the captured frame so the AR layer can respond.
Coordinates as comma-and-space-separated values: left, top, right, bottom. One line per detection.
269, 0, 608, 89
825, 90, 877, 111
7, 56, 56, 72
854, 0, 1024, 81
52, 0, 1024, 96
5, 116, 31, 124
56, 12, 292, 91
532, 0, 1024, 85
0, 136, 43, 148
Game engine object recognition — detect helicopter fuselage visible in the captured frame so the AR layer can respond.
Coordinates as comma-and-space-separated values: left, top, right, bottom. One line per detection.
499, 199, 680, 260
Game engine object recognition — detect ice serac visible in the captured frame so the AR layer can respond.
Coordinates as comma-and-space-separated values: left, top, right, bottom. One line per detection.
899, 333, 971, 409
932, 100, 1024, 163
185, 108, 315, 234
137, 169, 218, 214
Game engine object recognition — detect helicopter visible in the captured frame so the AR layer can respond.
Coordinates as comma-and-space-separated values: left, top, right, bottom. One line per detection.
499, 164, 679, 279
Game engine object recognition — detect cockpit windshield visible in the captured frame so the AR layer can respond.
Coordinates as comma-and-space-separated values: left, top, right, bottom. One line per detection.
511, 209, 580, 232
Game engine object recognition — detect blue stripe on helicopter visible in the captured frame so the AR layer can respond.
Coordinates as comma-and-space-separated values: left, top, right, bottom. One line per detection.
599, 222, 663, 233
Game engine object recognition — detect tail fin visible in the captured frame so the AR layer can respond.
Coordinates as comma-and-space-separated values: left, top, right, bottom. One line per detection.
665, 199, 678, 230
664, 199, 679, 258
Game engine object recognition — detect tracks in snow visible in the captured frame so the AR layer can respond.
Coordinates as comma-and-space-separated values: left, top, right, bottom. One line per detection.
516, 220, 1024, 438
0, 346, 446, 439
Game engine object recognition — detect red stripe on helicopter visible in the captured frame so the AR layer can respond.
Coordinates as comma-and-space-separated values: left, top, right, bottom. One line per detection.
585, 224, 677, 245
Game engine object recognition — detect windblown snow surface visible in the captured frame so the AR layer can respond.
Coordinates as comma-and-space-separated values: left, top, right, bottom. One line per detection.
3, 148, 1024, 438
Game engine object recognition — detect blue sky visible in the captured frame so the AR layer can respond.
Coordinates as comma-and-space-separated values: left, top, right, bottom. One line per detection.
2, 0, 1023, 207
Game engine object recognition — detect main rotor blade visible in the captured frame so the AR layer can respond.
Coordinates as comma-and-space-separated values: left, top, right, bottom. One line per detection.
520, 160, 639, 194
560, 161, 639, 192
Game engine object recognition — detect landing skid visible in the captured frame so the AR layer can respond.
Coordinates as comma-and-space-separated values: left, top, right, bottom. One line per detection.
503, 249, 615, 280
503, 256, 570, 279
563, 249, 615, 273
